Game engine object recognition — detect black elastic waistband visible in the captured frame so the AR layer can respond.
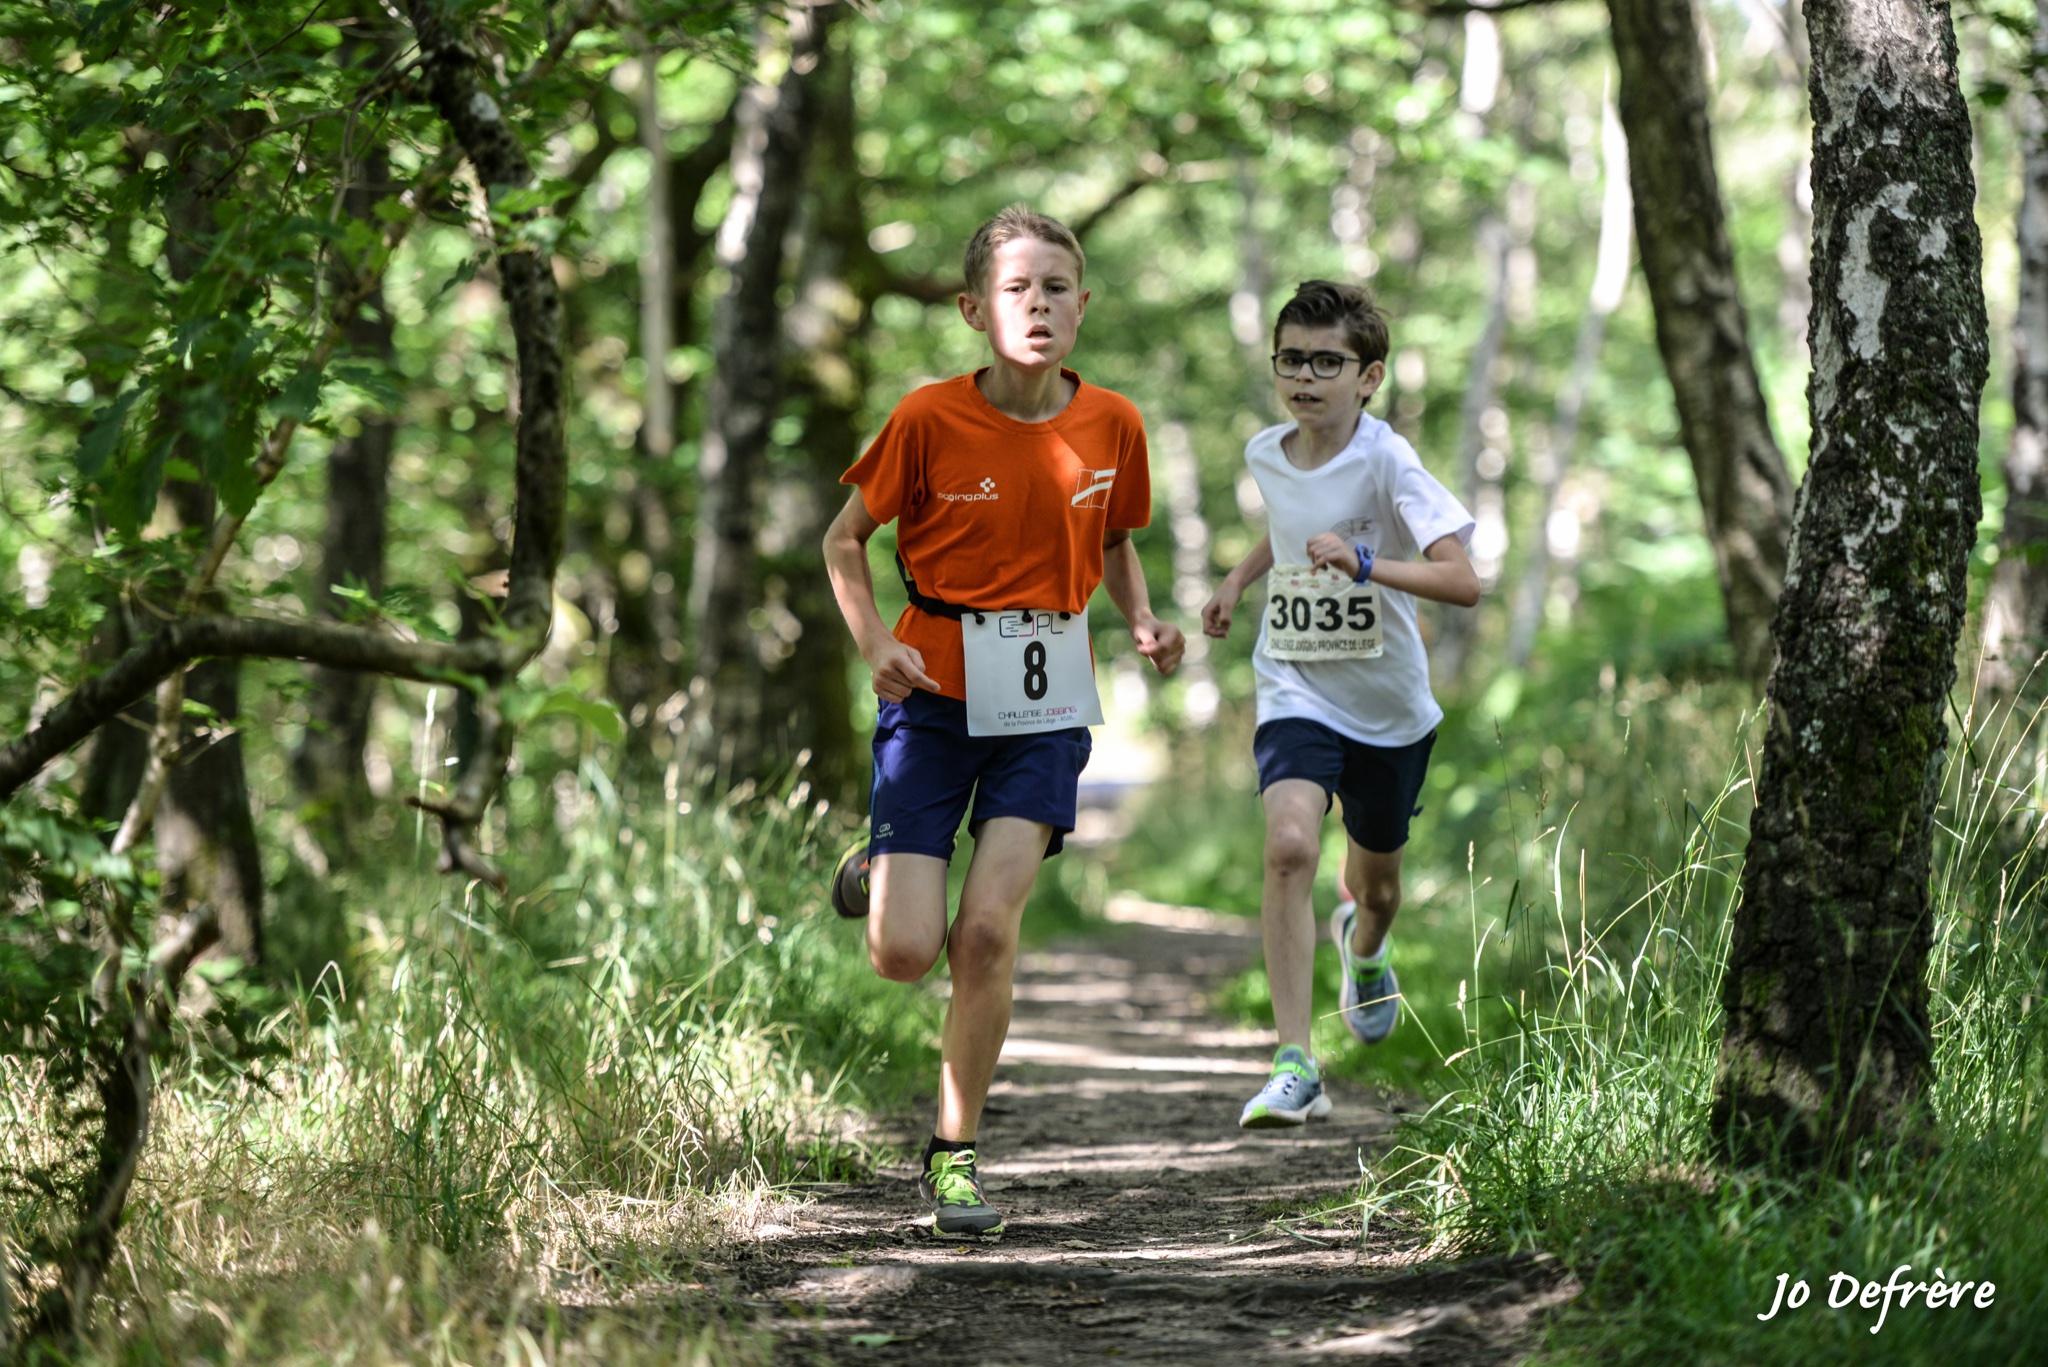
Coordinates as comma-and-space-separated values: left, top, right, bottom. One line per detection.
893, 554, 1072, 626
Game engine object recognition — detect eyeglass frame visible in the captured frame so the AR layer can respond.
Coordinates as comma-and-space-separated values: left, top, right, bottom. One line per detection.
1270, 349, 1370, 380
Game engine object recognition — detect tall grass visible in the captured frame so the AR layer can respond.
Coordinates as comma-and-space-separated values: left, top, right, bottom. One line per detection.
2, 754, 931, 1365
1381, 691, 2048, 1365
1123, 669, 1760, 1092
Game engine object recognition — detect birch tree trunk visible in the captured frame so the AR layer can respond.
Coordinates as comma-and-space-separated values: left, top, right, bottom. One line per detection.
686, 8, 833, 778
1979, 0, 2048, 698
1609, 0, 1797, 691
1713, 0, 1988, 1167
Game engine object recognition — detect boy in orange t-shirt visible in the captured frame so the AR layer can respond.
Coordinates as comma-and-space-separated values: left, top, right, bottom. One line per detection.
822, 205, 1185, 1239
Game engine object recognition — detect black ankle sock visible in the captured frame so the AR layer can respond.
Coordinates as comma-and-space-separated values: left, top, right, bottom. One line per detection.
924, 1134, 975, 1167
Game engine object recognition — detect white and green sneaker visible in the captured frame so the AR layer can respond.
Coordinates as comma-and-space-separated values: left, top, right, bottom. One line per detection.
1238, 1045, 1332, 1129
919, 1148, 1004, 1239
1332, 900, 1400, 1044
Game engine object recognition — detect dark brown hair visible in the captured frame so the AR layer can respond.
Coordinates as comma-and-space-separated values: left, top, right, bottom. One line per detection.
1272, 279, 1390, 368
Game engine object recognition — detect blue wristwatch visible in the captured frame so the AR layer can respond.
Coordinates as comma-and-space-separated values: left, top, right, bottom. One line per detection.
1352, 543, 1375, 584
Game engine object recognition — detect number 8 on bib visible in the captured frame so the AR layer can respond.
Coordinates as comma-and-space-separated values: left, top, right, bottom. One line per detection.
961, 607, 1105, 737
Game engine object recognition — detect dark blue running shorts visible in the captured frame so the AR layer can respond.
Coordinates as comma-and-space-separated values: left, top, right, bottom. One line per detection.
868, 690, 1092, 861
1253, 718, 1437, 854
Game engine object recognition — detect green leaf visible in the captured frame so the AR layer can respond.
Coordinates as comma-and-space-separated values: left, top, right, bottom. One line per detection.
76, 388, 143, 480
507, 685, 624, 742
488, 177, 577, 219
268, 366, 325, 422
847, 1334, 895, 1348
214, 401, 261, 518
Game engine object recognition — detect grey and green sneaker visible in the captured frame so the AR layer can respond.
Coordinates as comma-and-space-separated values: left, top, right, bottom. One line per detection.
830, 840, 871, 920
919, 1148, 1004, 1238
1238, 1045, 1332, 1129
1332, 900, 1400, 1044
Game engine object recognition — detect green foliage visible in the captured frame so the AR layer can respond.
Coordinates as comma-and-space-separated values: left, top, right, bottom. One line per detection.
2, 746, 927, 1355
1379, 697, 2048, 1365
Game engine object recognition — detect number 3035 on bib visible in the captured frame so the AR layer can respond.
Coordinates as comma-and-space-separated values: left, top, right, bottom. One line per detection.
1261, 563, 1383, 661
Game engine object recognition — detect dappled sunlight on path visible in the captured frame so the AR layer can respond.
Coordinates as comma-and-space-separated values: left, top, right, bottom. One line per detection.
730, 896, 1571, 1364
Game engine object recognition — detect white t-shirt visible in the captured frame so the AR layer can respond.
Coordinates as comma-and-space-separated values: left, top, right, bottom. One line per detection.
1247, 413, 1475, 747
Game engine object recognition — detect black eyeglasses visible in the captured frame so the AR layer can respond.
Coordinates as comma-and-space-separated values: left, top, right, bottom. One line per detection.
1272, 350, 1365, 379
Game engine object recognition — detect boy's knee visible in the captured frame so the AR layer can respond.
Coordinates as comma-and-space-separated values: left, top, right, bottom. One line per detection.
1360, 879, 1401, 920
868, 942, 927, 982
946, 914, 1017, 978
870, 940, 940, 982
1264, 827, 1320, 876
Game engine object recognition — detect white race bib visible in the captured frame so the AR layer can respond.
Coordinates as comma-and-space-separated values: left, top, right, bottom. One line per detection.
961, 607, 1104, 737
1260, 563, 1383, 661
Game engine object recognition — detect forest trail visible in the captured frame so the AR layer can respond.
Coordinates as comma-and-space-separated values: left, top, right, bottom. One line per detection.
730, 898, 1573, 1364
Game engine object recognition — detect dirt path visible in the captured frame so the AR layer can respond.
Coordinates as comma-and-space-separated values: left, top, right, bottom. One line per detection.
731, 898, 1571, 1363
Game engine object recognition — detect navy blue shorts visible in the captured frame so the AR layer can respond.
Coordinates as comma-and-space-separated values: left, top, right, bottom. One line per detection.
868, 691, 1092, 861
1253, 718, 1436, 854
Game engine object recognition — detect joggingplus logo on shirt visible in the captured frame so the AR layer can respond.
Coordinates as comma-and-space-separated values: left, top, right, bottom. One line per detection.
1071, 467, 1116, 508
937, 477, 1000, 503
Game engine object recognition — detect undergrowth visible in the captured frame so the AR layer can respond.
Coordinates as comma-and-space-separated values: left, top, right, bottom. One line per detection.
1375, 689, 2048, 1365
2, 754, 932, 1365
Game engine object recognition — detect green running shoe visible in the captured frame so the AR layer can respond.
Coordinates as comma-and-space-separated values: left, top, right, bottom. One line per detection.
1332, 901, 1400, 1045
1239, 1045, 1332, 1129
830, 840, 871, 920
918, 1148, 1004, 1239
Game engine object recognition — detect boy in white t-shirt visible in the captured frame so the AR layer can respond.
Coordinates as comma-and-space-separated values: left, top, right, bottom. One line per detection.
1201, 280, 1479, 1129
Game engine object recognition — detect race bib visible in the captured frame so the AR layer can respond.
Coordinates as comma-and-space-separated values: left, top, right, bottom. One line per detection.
961, 606, 1104, 737
1260, 563, 1383, 661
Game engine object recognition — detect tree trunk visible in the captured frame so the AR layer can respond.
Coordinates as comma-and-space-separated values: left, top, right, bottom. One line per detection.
685, 8, 834, 779
1432, 214, 1510, 688
1713, 0, 1988, 1168
126, 131, 266, 962
762, 25, 866, 802
1609, 0, 1798, 692
1979, 0, 2048, 699
160, 656, 264, 962
1230, 157, 1281, 427
1506, 98, 1631, 671
293, 135, 395, 855
610, 93, 735, 734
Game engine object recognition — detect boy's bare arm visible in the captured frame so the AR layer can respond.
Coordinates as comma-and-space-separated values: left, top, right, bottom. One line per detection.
1101, 528, 1185, 676
1305, 532, 1481, 608
1201, 532, 1274, 638
822, 492, 940, 700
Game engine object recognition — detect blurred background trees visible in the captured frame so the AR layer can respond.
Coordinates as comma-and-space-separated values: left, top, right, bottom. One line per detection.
4, 0, 1907, 854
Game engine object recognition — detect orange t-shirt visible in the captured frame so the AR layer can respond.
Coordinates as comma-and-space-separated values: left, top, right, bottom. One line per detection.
842, 369, 1153, 701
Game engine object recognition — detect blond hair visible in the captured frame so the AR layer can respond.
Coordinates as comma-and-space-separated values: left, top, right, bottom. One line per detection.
962, 204, 1085, 296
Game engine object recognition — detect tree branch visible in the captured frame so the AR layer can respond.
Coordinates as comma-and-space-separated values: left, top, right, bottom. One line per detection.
1071, 171, 1157, 241
45, 901, 217, 1339
409, 0, 566, 640
0, 617, 511, 806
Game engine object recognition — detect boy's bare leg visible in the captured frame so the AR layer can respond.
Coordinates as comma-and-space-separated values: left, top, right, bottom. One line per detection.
867, 852, 951, 983
1343, 841, 1405, 958
935, 816, 1052, 1141
933, 819, 1048, 1139
1261, 779, 1328, 1052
